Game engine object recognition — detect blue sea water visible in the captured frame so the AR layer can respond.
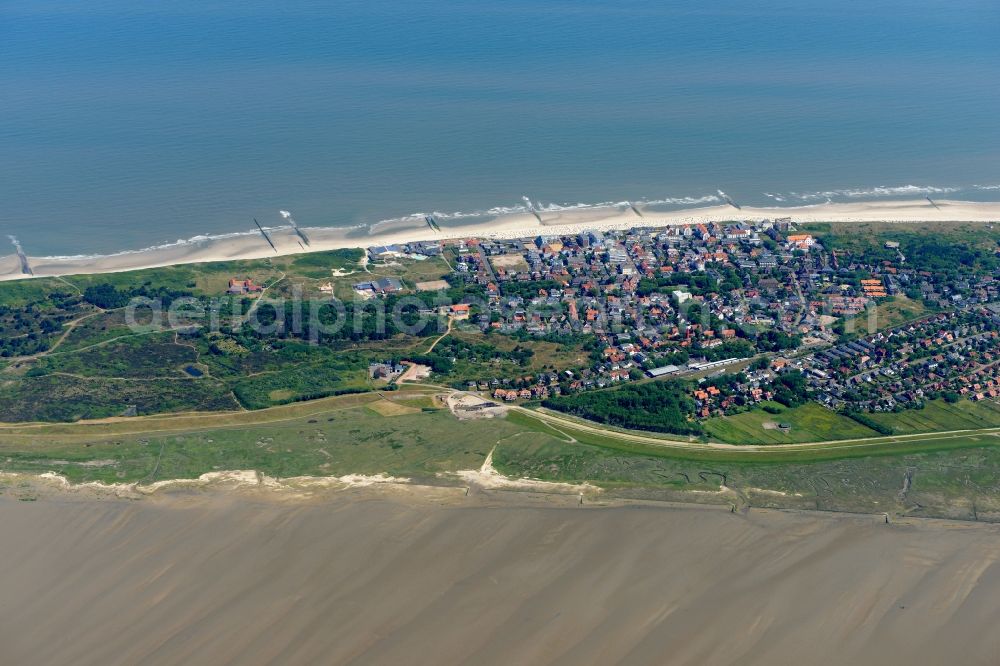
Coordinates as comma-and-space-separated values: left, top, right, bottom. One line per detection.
2, 0, 999, 256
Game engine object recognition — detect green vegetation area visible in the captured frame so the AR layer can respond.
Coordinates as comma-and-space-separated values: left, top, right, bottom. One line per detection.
1, 325, 381, 420
863, 399, 1000, 435
704, 402, 879, 444
800, 220, 1000, 277
0, 242, 600, 422
0, 374, 239, 423
1, 250, 542, 421
539, 370, 808, 438
401, 331, 589, 387
0, 393, 507, 484
703, 399, 1000, 445
450, 330, 589, 377
491, 428, 1000, 520
288, 249, 365, 278
542, 380, 702, 436
4, 391, 1000, 521
844, 294, 933, 335
5, 223, 1000, 520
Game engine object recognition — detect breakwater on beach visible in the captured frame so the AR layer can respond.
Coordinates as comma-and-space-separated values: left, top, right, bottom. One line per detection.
3, 197, 1000, 282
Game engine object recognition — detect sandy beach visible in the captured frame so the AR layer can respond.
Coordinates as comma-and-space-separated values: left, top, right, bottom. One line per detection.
1, 484, 999, 666
3, 198, 999, 282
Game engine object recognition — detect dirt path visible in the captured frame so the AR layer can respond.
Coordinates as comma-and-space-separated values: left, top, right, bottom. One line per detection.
425, 316, 454, 353
46, 311, 103, 354
242, 271, 287, 324
0, 396, 378, 437
8, 309, 105, 363
3, 374, 998, 459
517, 405, 1000, 453
395, 384, 1000, 454
52, 275, 83, 295
43, 328, 168, 358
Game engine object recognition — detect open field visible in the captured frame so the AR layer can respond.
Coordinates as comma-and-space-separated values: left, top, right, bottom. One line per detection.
0, 393, 515, 484
491, 426, 1000, 519
29, 249, 365, 299
865, 399, 1000, 434
367, 397, 422, 416
704, 402, 879, 444
61, 259, 284, 299
0, 277, 72, 307
415, 279, 451, 292
510, 407, 1000, 465
6, 388, 1000, 519
836, 294, 935, 340
228, 253, 448, 301
489, 254, 530, 272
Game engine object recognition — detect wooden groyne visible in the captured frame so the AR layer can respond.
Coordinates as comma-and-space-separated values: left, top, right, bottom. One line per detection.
522, 196, 543, 223
280, 210, 311, 247
717, 190, 742, 210
253, 218, 278, 253
9, 237, 32, 276
17, 249, 32, 276
289, 221, 311, 247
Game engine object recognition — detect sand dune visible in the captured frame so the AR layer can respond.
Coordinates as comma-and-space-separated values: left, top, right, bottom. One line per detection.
3, 198, 999, 281
2, 490, 999, 665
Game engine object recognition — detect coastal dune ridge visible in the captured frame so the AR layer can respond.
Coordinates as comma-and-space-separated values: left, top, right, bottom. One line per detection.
3, 197, 1000, 281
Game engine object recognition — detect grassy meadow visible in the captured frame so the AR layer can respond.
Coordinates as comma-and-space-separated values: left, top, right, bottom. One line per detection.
863, 399, 1000, 434
704, 402, 879, 444
3, 389, 1000, 519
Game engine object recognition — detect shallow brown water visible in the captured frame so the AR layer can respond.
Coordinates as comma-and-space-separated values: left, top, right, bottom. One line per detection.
2, 491, 999, 665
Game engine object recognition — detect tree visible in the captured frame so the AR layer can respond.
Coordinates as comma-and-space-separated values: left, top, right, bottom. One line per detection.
771, 370, 808, 407
542, 380, 702, 436
83, 284, 130, 309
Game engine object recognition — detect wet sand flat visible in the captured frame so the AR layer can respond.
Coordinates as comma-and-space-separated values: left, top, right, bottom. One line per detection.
2, 493, 1000, 665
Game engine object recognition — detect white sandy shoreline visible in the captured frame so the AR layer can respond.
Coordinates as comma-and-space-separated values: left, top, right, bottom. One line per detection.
3, 198, 1000, 282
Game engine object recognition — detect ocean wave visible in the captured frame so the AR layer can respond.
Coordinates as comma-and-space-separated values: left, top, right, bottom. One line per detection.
532, 195, 722, 210
34, 228, 279, 262
366, 183, 998, 236
20, 184, 999, 261
765, 184, 966, 203
32, 217, 380, 261
636, 195, 722, 206
365, 193, 722, 232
